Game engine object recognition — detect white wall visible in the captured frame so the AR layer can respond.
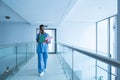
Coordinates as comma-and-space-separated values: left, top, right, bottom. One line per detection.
57, 21, 96, 50
0, 22, 37, 45
0, 1, 38, 45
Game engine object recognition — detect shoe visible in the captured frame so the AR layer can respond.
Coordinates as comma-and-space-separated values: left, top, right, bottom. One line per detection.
44, 69, 47, 72
39, 71, 44, 77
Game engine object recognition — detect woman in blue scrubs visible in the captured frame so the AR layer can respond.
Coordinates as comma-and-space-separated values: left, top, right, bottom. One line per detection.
36, 24, 50, 76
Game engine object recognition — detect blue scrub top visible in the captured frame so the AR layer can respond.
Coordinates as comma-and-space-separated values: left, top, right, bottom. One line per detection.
36, 32, 49, 53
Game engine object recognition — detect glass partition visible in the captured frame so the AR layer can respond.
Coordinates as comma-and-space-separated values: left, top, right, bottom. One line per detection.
57, 44, 73, 80
110, 16, 116, 59
0, 42, 35, 80
97, 19, 108, 54
110, 16, 117, 80
0, 46, 16, 75
17, 44, 27, 66
73, 51, 95, 80
57, 43, 119, 80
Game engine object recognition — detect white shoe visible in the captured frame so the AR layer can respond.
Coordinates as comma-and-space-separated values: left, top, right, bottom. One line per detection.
39, 71, 44, 77
45, 69, 47, 72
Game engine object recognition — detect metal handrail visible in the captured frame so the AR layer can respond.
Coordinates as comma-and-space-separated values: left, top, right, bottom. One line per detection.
0, 41, 35, 48
57, 42, 120, 68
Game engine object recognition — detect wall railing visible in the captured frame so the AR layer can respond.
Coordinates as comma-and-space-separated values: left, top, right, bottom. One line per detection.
57, 42, 120, 80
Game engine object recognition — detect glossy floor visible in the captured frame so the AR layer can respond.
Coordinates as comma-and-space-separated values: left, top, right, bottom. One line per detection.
8, 54, 67, 80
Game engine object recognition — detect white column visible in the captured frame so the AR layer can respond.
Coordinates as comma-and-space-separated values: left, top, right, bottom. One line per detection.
116, 0, 120, 80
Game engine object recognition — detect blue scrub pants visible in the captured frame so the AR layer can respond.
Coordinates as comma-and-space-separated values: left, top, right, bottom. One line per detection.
38, 52, 48, 73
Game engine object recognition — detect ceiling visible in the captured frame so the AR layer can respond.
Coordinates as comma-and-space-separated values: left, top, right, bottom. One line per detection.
64, 0, 117, 22
0, 0, 27, 23
0, 0, 117, 26
0, 0, 77, 26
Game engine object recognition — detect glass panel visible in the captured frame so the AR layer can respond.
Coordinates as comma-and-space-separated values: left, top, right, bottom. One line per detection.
17, 44, 26, 66
0, 42, 35, 80
97, 19, 108, 54
57, 44, 72, 80
97, 66, 117, 80
57, 43, 120, 80
0, 46, 16, 74
63, 47, 73, 80
97, 19, 109, 80
97, 52, 108, 71
97, 67, 108, 80
110, 16, 116, 59
111, 66, 117, 80
110, 16, 117, 78
73, 51, 96, 80
111, 75, 116, 80
97, 61, 108, 70
27, 42, 35, 59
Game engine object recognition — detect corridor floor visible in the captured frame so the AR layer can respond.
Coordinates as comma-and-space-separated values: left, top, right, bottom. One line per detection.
8, 54, 67, 80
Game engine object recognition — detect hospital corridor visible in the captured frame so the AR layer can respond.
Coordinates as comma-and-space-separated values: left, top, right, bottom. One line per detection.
0, 0, 120, 80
